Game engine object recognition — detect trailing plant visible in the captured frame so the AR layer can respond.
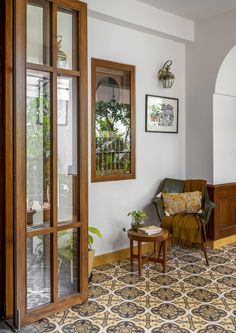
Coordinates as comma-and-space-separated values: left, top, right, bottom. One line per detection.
88, 226, 102, 250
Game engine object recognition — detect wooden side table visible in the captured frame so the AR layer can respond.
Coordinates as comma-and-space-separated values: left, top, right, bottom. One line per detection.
128, 229, 169, 275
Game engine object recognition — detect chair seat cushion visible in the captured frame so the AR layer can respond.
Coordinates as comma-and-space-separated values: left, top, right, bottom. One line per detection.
161, 213, 206, 245
162, 191, 202, 216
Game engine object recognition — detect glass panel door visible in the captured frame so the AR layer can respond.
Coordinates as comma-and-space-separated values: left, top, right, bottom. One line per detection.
13, 0, 88, 327
57, 76, 77, 225
26, 70, 51, 230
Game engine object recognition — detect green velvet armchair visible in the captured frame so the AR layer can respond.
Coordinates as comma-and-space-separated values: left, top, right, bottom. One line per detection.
152, 178, 215, 265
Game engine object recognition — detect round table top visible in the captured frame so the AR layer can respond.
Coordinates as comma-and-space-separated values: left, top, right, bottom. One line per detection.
128, 228, 168, 242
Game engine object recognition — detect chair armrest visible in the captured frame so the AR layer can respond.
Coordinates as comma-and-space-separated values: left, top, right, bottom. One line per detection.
152, 196, 165, 221
201, 198, 215, 225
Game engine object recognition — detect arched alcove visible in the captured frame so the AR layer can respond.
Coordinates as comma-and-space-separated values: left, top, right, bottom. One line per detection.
213, 44, 236, 184
215, 45, 236, 96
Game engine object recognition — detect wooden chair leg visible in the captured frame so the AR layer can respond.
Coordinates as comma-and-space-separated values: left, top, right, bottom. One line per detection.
201, 242, 209, 266
157, 242, 163, 259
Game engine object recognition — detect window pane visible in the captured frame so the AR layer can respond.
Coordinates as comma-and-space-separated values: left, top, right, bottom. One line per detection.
58, 229, 79, 298
57, 8, 77, 70
57, 77, 77, 224
95, 66, 132, 177
27, 1, 50, 65
26, 70, 51, 230
27, 235, 51, 310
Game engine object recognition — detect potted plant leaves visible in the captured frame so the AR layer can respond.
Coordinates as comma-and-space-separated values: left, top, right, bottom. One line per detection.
88, 226, 102, 278
128, 210, 148, 231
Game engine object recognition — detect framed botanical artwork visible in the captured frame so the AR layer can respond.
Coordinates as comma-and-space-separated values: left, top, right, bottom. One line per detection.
145, 95, 179, 133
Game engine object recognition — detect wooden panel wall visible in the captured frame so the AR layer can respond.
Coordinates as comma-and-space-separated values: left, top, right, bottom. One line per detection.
207, 183, 236, 240
0, 0, 5, 317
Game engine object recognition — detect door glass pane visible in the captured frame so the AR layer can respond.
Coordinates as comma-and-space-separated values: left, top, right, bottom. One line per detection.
58, 229, 79, 298
95, 66, 132, 177
57, 77, 77, 225
27, 235, 51, 310
27, 70, 51, 230
27, 1, 50, 65
57, 8, 77, 70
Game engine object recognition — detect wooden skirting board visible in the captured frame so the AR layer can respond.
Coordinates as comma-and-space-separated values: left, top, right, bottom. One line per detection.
207, 234, 236, 249
94, 243, 154, 267
93, 236, 236, 267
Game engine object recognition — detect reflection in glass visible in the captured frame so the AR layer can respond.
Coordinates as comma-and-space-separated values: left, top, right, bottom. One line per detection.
27, 70, 51, 229
27, 1, 50, 64
95, 67, 131, 177
57, 8, 77, 69
58, 229, 79, 298
27, 235, 51, 310
57, 77, 77, 224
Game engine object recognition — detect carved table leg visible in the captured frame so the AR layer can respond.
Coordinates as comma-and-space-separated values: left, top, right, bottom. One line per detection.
163, 240, 167, 273
138, 241, 142, 276
130, 239, 134, 270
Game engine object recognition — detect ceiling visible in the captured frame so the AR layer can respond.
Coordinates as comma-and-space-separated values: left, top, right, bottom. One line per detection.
138, 0, 236, 21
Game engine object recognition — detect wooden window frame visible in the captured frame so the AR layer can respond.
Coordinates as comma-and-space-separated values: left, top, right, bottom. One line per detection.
91, 58, 136, 182
4, 0, 88, 327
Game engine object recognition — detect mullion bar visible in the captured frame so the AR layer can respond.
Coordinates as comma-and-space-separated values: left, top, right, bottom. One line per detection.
57, 221, 81, 232
27, 63, 54, 72
51, 1, 58, 304
27, 63, 81, 77
78, 5, 88, 296
57, 68, 80, 77
15, 0, 27, 325
26, 227, 54, 237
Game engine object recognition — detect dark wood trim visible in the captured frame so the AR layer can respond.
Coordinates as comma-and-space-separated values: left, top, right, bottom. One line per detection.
78, 3, 88, 299
26, 227, 54, 237
91, 58, 136, 183
0, 0, 5, 318
207, 182, 236, 240
48, 0, 87, 11
91, 58, 96, 183
14, 0, 27, 323
27, 63, 54, 72
20, 293, 85, 325
4, 0, 14, 319
57, 221, 81, 231
57, 68, 81, 77
26, 64, 81, 77
51, 0, 58, 306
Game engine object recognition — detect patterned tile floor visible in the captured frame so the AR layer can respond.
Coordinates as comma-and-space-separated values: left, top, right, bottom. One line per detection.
34, 243, 236, 333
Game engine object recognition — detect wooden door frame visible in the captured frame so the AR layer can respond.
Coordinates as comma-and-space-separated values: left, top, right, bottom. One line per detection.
0, 0, 6, 318
4, 0, 88, 327
4, 0, 14, 319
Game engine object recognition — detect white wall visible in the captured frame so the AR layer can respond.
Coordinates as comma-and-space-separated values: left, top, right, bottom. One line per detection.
215, 45, 236, 97
186, 10, 236, 184
213, 45, 236, 184
86, 0, 194, 41
88, 18, 186, 255
213, 94, 236, 184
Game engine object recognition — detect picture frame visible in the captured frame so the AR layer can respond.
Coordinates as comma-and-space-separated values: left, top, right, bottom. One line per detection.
145, 95, 179, 133
91, 58, 136, 182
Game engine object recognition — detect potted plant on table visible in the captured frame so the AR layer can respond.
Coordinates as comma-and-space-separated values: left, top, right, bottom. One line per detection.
88, 226, 102, 278
127, 210, 148, 231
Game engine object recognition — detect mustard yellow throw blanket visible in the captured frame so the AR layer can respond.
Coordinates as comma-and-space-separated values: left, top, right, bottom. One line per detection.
161, 179, 207, 245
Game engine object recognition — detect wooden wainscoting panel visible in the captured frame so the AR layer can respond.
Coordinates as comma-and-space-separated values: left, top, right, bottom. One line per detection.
220, 195, 236, 229
207, 183, 236, 240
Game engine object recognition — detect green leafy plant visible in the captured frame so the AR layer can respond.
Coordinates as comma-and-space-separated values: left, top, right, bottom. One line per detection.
88, 226, 102, 250
127, 210, 148, 231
